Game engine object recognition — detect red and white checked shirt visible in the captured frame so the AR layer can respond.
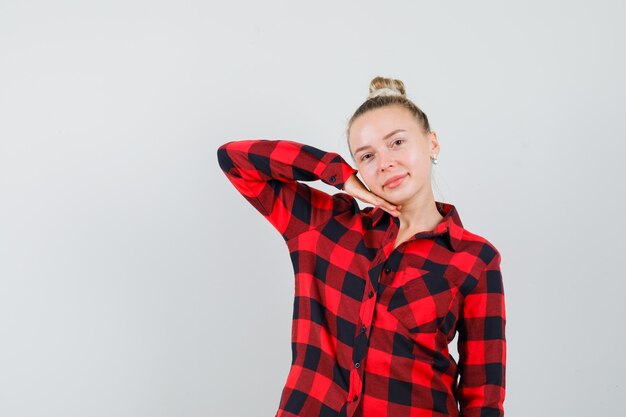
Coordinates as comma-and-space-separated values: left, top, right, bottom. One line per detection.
217, 139, 506, 417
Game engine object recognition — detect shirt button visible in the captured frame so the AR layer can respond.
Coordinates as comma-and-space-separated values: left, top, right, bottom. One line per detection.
355, 362, 360, 369
353, 395, 359, 401
361, 326, 367, 333
329, 175, 336, 183
384, 267, 391, 273
368, 291, 374, 298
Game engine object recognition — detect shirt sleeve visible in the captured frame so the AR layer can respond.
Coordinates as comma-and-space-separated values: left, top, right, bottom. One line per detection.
456, 249, 506, 417
217, 139, 359, 242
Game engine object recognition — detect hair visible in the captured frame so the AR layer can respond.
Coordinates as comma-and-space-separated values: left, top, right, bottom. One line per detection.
346, 76, 431, 142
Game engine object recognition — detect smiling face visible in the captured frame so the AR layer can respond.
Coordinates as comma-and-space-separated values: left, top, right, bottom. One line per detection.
348, 104, 440, 207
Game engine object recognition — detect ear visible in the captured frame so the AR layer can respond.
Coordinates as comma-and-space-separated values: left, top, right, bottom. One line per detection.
428, 131, 440, 155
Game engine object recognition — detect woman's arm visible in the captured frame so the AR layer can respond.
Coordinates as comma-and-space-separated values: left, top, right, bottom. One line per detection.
457, 248, 506, 417
217, 139, 358, 241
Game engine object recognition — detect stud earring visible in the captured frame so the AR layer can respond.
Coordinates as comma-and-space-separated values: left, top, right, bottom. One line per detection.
431, 155, 438, 165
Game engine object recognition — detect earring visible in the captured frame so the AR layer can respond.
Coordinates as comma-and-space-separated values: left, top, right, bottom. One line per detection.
431, 154, 438, 165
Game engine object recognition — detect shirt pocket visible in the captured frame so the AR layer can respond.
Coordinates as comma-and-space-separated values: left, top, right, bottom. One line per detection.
386, 266, 457, 334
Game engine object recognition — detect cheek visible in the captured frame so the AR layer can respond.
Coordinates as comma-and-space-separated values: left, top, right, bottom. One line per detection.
407, 153, 430, 174
411, 160, 432, 181
358, 164, 379, 189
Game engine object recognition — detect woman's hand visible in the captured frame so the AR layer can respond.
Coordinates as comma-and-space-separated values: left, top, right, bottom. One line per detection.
342, 173, 401, 217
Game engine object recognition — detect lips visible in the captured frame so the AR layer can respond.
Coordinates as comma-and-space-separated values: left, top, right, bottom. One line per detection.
383, 174, 408, 189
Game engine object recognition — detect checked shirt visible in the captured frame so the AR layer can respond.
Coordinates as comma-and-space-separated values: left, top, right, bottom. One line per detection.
217, 139, 506, 417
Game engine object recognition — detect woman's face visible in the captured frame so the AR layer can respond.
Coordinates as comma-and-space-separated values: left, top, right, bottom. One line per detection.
348, 105, 440, 207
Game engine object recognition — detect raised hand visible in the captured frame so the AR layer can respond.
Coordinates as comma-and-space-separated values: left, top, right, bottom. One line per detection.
342, 173, 401, 217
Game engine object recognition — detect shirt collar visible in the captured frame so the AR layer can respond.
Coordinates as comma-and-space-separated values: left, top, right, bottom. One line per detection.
371, 201, 465, 252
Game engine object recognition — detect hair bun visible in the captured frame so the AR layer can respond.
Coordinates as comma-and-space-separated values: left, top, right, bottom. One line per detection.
368, 76, 407, 99
348, 76, 431, 136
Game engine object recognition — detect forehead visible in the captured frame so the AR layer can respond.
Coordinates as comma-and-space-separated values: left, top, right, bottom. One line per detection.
349, 105, 418, 146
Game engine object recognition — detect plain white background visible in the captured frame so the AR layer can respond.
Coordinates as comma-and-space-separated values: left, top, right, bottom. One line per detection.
1, 1, 624, 416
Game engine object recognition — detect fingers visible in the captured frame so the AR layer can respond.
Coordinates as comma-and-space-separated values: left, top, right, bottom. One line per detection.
343, 175, 402, 217
363, 192, 400, 217
372, 197, 401, 217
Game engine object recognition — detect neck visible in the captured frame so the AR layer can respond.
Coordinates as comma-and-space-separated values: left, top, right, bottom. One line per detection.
397, 193, 443, 233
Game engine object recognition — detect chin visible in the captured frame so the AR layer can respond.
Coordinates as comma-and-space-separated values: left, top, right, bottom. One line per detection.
382, 192, 409, 206
383, 185, 421, 206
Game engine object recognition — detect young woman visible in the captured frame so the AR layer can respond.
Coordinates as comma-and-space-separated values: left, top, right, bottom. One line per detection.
217, 77, 506, 417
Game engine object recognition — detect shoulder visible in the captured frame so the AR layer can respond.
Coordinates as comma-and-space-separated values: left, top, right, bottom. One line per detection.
308, 191, 380, 232
457, 227, 501, 269
318, 189, 360, 216
300, 188, 363, 226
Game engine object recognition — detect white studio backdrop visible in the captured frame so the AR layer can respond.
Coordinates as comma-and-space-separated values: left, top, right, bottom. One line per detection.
1, 1, 624, 416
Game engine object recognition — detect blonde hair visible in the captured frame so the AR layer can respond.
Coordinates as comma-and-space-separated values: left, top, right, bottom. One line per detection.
347, 76, 431, 137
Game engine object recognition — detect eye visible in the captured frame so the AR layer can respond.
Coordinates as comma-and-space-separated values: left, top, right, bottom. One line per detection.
360, 153, 373, 162
392, 138, 405, 146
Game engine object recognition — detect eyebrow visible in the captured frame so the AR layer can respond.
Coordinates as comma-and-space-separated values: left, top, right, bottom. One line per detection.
352, 129, 407, 156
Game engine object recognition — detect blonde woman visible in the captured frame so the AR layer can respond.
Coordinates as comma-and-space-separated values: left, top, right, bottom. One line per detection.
218, 76, 506, 417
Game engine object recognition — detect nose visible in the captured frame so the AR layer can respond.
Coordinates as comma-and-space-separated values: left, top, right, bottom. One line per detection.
378, 151, 395, 171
